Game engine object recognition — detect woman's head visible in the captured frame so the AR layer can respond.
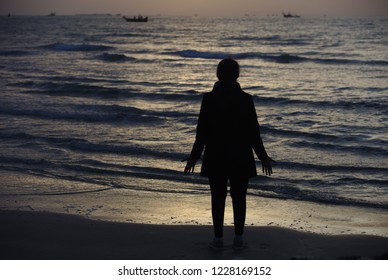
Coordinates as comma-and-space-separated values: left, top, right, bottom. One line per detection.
217, 58, 240, 82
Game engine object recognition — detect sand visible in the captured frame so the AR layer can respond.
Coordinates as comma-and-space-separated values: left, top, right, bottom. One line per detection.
1, 210, 387, 260
3, 187, 388, 237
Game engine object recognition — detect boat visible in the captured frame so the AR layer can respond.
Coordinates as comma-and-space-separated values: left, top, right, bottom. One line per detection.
282, 12, 300, 18
48, 12, 56, 16
123, 15, 148, 22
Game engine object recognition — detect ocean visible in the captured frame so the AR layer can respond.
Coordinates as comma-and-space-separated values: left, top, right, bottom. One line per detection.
0, 15, 387, 218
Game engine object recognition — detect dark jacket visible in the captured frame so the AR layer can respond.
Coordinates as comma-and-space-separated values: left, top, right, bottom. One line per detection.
189, 81, 269, 178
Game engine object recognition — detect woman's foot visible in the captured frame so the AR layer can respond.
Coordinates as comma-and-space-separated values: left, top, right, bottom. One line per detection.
208, 237, 224, 251
233, 235, 247, 250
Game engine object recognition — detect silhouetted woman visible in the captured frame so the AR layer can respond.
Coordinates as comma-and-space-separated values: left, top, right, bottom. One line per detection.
184, 58, 274, 250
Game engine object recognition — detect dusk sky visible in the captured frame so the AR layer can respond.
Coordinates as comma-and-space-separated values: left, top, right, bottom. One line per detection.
2, 0, 388, 16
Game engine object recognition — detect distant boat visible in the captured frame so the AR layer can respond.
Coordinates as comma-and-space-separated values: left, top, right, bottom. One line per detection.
123, 15, 148, 22
48, 12, 56, 16
282, 12, 300, 18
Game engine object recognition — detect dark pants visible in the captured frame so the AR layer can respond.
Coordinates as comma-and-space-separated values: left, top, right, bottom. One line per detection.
209, 176, 249, 238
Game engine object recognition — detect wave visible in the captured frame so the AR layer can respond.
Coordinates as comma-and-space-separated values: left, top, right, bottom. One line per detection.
262, 126, 337, 141
227, 35, 310, 46
0, 131, 185, 160
0, 133, 124, 155
261, 127, 388, 156
96, 52, 137, 62
9, 79, 387, 116
2, 112, 386, 161
38, 75, 129, 86
8, 78, 388, 117
0, 50, 31, 56
290, 140, 388, 157
250, 183, 388, 209
108, 32, 155, 38
264, 125, 388, 144
1, 153, 386, 209
252, 94, 388, 113
10, 80, 203, 102
166, 49, 388, 66
95, 52, 154, 64
0, 103, 168, 125
13, 80, 133, 98
2, 129, 387, 176
277, 160, 388, 175
0, 155, 207, 196
41, 43, 113, 52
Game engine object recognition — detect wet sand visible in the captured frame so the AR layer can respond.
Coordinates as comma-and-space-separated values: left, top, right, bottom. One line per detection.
3, 187, 388, 237
1, 210, 387, 260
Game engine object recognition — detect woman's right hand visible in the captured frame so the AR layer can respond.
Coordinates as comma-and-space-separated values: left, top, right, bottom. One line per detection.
261, 157, 275, 176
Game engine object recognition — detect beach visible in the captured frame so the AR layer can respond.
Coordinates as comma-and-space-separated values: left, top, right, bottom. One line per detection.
1, 209, 388, 260
2, 186, 388, 236
1, 186, 388, 260
1, 15, 387, 261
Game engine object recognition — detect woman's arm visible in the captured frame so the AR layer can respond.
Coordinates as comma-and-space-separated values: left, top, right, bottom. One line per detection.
247, 95, 275, 175
183, 94, 209, 173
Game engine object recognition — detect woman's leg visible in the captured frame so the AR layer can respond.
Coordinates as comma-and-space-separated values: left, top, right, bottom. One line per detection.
209, 177, 228, 238
229, 177, 249, 236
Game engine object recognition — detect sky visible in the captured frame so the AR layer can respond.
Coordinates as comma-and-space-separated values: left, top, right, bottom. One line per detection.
1, 0, 388, 17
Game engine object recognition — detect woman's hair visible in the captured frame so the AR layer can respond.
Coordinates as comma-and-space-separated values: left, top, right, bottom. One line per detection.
217, 58, 240, 82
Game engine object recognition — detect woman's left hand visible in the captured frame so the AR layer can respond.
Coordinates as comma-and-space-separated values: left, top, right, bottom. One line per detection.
183, 157, 197, 174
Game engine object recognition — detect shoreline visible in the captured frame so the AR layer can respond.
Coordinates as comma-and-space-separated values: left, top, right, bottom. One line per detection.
2, 187, 388, 237
1, 210, 388, 260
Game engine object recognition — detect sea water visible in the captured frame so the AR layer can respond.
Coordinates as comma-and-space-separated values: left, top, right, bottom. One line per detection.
0, 16, 387, 214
